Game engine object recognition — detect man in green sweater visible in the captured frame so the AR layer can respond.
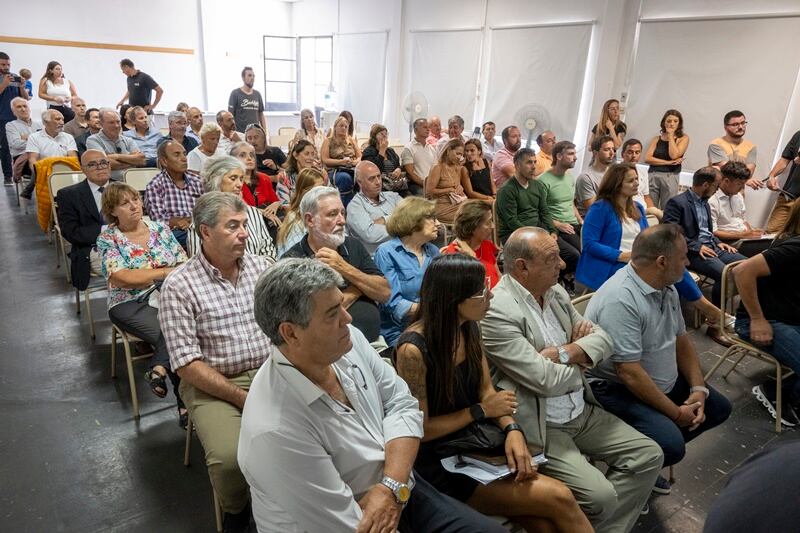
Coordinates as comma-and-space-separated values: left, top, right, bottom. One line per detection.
496, 148, 579, 276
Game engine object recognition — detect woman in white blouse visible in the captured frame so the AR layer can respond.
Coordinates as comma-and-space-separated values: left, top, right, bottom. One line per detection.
37, 61, 79, 122
187, 155, 277, 261
291, 108, 325, 153
187, 122, 221, 173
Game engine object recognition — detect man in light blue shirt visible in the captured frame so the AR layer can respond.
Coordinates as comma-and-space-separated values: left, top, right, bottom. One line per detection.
240, 258, 506, 533
123, 105, 160, 166
586, 224, 731, 486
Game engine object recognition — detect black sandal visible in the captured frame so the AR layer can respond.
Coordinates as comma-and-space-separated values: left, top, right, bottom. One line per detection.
143, 370, 168, 398
178, 408, 189, 430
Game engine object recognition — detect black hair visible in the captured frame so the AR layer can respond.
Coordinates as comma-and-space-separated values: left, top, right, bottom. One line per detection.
724, 110, 745, 125
692, 166, 719, 187
513, 147, 536, 166
119, 58, 134, 68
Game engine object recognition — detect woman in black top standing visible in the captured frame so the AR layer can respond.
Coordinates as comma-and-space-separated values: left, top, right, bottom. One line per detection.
463, 139, 496, 201
589, 98, 626, 151
395, 255, 592, 533
645, 109, 690, 210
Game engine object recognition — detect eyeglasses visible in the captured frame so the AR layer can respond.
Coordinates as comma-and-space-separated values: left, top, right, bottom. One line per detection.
468, 277, 492, 300
85, 160, 110, 170
726, 121, 748, 128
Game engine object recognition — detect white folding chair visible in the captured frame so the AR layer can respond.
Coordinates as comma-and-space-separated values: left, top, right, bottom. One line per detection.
123, 167, 160, 192
49, 171, 86, 282
570, 292, 594, 316
110, 324, 154, 419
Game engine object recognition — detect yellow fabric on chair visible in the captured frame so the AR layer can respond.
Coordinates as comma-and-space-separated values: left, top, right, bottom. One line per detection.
35, 156, 81, 232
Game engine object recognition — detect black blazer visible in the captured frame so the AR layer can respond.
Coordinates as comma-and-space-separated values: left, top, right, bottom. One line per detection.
663, 190, 720, 254
56, 180, 103, 290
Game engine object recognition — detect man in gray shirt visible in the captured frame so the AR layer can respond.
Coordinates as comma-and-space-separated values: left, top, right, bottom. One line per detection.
346, 161, 401, 255
575, 135, 615, 215
586, 224, 731, 490
86, 108, 145, 180
228, 66, 265, 133
4, 96, 40, 181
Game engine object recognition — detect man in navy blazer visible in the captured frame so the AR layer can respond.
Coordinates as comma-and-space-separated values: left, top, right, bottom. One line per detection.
56, 149, 110, 291
663, 166, 746, 305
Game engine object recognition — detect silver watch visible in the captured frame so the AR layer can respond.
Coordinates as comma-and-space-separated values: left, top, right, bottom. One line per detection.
557, 345, 570, 364
690, 385, 710, 398
380, 476, 411, 506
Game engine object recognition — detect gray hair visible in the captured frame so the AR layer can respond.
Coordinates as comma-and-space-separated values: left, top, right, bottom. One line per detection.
167, 110, 186, 124
229, 141, 252, 156
504, 227, 550, 272
300, 185, 340, 219
192, 191, 247, 238
98, 107, 118, 123
42, 109, 62, 122
448, 115, 465, 129
631, 224, 685, 265
201, 155, 245, 192
199, 122, 221, 137
253, 258, 344, 345
10, 96, 27, 108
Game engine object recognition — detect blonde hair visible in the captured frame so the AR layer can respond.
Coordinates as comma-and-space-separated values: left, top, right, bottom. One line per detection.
101, 182, 140, 225
386, 197, 436, 238
277, 168, 326, 245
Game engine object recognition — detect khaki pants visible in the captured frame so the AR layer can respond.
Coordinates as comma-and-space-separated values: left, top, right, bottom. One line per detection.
180, 369, 259, 514
542, 404, 664, 533
766, 196, 797, 234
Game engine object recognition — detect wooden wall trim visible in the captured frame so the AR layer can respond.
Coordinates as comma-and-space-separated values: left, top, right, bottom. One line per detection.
0, 35, 194, 55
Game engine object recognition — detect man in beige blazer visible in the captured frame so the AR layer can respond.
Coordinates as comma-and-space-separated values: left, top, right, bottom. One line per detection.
481, 227, 663, 533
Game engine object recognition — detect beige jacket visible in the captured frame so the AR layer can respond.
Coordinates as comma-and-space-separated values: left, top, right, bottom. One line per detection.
480, 275, 613, 448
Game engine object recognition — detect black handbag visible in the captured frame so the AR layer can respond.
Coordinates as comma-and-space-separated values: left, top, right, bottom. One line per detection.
434, 420, 506, 457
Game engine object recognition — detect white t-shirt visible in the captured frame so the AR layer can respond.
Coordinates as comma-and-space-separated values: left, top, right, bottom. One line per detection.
45, 79, 72, 105
620, 216, 641, 253
187, 147, 211, 173
25, 130, 77, 158
633, 164, 650, 208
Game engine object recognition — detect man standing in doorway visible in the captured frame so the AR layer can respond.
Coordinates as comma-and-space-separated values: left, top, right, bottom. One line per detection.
229, 67, 266, 134
116, 59, 164, 114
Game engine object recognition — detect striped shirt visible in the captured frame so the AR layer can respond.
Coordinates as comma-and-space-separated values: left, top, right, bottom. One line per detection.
143, 170, 203, 223
186, 205, 277, 261
160, 252, 273, 376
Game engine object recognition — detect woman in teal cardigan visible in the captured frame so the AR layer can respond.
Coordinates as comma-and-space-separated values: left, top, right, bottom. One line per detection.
577, 163, 730, 336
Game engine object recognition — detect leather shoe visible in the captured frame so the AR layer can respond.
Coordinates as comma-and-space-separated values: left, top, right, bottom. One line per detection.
706, 326, 733, 348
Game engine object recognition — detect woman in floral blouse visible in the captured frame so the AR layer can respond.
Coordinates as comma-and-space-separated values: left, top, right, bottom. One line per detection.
97, 182, 188, 427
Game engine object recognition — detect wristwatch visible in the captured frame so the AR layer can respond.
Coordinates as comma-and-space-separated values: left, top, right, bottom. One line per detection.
690, 386, 710, 398
380, 475, 411, 506
503, 422, 525, 436
557, 345, 570, 364
469, 403, 486, 422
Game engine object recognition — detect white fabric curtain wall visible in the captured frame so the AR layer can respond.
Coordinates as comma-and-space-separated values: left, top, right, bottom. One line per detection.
483, 24, 592, 143
625, 17, 800, 175
337, 32, 388, 128
410, 30, 483, 129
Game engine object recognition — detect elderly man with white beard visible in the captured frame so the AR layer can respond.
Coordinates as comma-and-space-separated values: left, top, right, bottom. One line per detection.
281, 186, 390, 343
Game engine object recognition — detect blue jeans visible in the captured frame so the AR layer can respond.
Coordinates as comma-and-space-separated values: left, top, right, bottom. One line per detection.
329, 169, 355, 207
735, 317, 800, 404
590, 376, 732, 467
688, 248, 747, 305
399, 472, 507, 533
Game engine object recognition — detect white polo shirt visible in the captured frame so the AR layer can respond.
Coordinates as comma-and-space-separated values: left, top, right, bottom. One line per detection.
25, 130, 76, 159
400, 138, 436, 181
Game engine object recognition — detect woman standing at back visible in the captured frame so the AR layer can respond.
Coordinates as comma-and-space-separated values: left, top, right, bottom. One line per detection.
645, 109, 690, 210
38, 61, 79, 122
588, 99, 626, 152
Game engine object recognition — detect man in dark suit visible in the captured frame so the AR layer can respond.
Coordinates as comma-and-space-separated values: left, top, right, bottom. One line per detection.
56, 149, 110, 291
663, 166, 746, 305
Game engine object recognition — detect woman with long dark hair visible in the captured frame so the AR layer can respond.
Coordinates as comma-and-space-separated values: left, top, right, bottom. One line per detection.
578, 163, 733, 344
645, 109, 690, 210
277, 139, 324, 205
463, 138, 495, 201
396, 254, 592, 533
38, 61, 79, 122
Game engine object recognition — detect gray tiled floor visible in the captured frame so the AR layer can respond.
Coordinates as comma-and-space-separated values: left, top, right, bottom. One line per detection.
0, 188, 797, 532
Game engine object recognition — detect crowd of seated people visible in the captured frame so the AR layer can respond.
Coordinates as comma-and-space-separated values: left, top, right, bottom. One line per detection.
8, 47, 800, 533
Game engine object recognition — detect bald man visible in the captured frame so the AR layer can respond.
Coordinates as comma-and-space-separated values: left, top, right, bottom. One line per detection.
56, 149, 111, 290
481, 227, 663, 532
346, 160, 402, 255
535, 130, 556, 176
63, 97, 88, 138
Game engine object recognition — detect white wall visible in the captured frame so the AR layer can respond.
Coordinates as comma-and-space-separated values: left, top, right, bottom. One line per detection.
1, 0, 204, 115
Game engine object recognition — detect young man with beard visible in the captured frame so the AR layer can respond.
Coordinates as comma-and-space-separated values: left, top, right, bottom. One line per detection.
281, 186, 390, 342
491, 125, 522, 188
576, 135, 615, 215
228, 66, 266, 133
539, 140, 583, 256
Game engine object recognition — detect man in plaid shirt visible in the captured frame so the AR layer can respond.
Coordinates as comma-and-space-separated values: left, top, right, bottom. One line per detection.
160, 192, 273, 533
143, 140, 203, 248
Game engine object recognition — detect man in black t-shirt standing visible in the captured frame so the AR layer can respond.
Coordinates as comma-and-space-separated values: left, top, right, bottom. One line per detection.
734, 209, 800, 426
764, 129, 800, 233
116, 58, 163, 114
228, 66, 266, 133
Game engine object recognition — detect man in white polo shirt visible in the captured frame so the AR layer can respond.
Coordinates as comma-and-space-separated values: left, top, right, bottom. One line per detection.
400, 118, 436, 196
20, 109, 77, 199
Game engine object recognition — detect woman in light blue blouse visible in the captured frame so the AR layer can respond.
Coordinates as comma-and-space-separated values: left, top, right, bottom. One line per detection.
374, 197, 441, 346
97, 182, 188, 426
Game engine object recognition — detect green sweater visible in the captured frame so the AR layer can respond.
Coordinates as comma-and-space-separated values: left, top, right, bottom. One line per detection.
496, 177, 554, 242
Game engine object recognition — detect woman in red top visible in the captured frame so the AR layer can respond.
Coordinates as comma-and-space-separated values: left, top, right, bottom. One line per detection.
230, 141, 282, 226
444, 200, 501, 287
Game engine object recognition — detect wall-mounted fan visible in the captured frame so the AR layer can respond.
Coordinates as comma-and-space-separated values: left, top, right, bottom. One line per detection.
514, 104, 552, 148
402, 92, 429, 139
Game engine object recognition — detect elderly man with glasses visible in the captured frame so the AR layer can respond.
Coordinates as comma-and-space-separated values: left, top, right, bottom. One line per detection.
55, 149, 111, 290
